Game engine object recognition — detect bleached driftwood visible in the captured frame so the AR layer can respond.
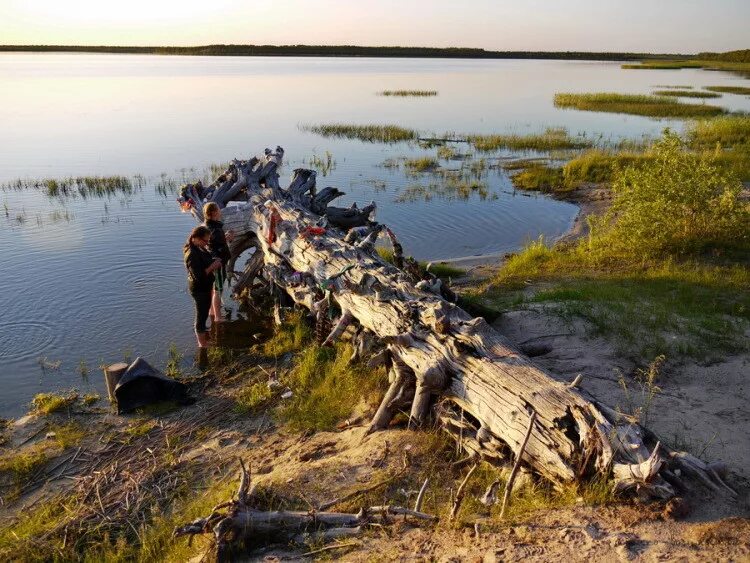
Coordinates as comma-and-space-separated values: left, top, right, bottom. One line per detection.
178, 147, 735, 501
174, 462, 435, 560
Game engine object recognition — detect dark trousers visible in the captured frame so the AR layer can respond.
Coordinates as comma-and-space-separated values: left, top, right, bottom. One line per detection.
191, 291, 211, 333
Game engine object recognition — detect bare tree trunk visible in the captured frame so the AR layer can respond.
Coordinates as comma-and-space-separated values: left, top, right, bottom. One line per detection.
178, 147, 735, 500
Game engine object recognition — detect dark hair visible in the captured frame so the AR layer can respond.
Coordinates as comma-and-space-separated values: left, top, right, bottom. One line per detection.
184, 225, 211, 252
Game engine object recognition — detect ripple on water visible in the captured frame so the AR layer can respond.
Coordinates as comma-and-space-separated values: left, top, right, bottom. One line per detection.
0, 320, 60, 361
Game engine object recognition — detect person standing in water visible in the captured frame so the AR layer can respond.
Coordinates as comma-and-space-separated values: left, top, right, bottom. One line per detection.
183, 225, 223, 347
203, 202, 235, 322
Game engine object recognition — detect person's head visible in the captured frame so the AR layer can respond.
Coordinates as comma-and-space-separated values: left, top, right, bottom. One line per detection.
203, 202, 221, 221
185, 225, 211, 251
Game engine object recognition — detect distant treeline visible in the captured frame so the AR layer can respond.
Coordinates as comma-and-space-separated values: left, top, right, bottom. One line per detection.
697, 49, 750, 63
0, 44, 691, 60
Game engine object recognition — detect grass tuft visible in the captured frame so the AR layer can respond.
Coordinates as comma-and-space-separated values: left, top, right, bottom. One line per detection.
704, 85, 750, 96
31, 392, 78, 415
301, 123, 418, 143
554, 92, 725, 118
467, 127, 590, 152
378, 90, 437, 97
653, 89, 721, 98
278, 343, 386, 431
261, 311, 312, 358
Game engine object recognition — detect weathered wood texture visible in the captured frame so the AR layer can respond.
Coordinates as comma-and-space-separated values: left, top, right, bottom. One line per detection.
179, 148, 734, 499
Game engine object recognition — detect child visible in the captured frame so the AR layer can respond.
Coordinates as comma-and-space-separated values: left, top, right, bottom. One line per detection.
183, 226, 222, 347
203, 202, 234, 322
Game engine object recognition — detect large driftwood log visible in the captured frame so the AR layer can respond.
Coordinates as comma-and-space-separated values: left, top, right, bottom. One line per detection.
179, 147, 734, 500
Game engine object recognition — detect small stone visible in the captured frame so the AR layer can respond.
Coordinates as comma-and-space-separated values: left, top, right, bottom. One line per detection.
281, 390, 293, 399
45, 431, 57, 440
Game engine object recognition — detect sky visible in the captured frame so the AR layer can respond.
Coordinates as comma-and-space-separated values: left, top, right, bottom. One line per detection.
1, 0, 748, 53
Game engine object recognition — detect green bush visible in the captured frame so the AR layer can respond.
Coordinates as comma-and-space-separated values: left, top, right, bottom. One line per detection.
589, 130, 749, 257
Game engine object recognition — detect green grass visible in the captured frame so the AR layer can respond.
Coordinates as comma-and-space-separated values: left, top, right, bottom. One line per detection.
653, 89, 721, 98
467, 127, 591, 152
0, 450, 48, 487
510, 164, 565, 192
234, 381, 273, 414
622, 60, 704, 70
261, 311, 313, 358
301, 123, 418, 143
278, 343, 387, 431
378, 90, 437, 97
493, 240, 749, 362
705, 85, 750, 96
554, 92, 726, 118
31, 391, 79, 415
687, 115, 750, 148
622, 59, 750, 76
403, 156, 439, 171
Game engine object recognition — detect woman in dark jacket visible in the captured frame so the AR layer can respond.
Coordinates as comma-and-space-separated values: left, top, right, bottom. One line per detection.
183, 225, 223, 347
203, 202, 234, 322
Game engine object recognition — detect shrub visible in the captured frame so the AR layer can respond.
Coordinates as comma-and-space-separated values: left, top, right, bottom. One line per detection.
589, 130, 749, 257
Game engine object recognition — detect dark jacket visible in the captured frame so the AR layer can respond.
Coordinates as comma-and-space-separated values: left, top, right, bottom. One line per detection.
184, 244, 215, 294
205, 219, 231, 265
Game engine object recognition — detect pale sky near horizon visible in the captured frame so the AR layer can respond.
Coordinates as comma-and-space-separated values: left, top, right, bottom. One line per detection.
0, 0, 747, 53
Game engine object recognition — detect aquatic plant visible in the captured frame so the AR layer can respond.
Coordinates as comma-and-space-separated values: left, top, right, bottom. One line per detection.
467, 127, 590, 152
403, 156, 439, 172
553, 92, 725, 118
652, 89, 721, 98
395, 174, 490, 202
378, 90, 438, 97
304, 151, 336, 176
301, 123, 418, 143
704, 85, 750, 95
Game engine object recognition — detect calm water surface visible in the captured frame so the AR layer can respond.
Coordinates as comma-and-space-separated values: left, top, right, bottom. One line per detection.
1, 54, 748, 416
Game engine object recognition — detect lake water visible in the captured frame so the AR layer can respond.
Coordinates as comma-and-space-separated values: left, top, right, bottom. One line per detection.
1, 54, 749, 417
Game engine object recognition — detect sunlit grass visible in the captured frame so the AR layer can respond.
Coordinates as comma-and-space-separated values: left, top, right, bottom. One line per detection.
622, 59, 750, 76
261, 310, 313, 358
653, 89, 721, 98
31, 391, 79, 415
403, 156, 439, 171
705, 85, 750, 95
301, 123, 418, 143
467, 127, 590, 152
686, 115, 750, 148
554, 92, 726, 118
278, 343, 387, 431
378, 90, 437, 97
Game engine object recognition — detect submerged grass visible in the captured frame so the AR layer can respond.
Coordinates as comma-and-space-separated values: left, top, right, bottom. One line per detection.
403, 156, 439, 171
653, 89, 721, 98
395, 177, 490, 202
467, 127, 590, 152
301, 123, 418, 143
705, 85, 750, 95
554, 92, 726, 118
378, 90, 437, 97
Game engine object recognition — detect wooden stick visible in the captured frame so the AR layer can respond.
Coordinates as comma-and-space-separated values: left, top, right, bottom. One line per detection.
500, 410, 537, 519
414, 477, 429, 512
449, 462, 478, 521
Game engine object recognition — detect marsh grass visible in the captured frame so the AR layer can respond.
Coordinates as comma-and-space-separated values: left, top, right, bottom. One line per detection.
687, 115, 750, 148
31, 391, 79, 415
1, 176, 135, 198
395, 178, 489, 202
378, 90, 437, 97
467, 127, 591, 152
654, 85, 693, 89
623, 59, 750, 76
554, 92, 725, 118
304, 151, 336, 176
301, 123, 418, 143
705, 85, 750, 95
403, 156, 440, 172
653, 89, 722, 98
